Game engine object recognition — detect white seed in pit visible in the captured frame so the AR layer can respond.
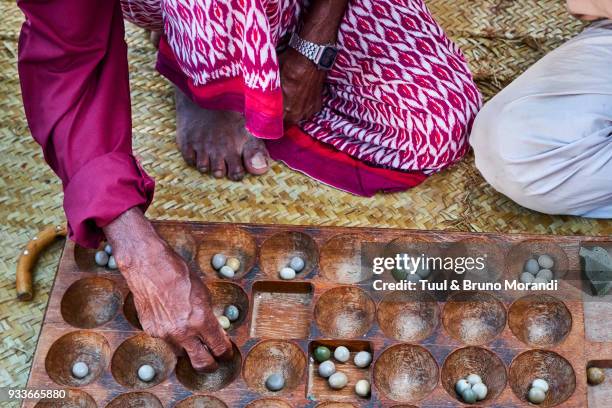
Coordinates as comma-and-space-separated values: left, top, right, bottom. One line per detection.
355, 379, 371, 397
536, 269, 553, 282
265, 373, 285, 391
71, 361, 89, 379
219, 265, 235, 279
538, 254, 554, 270
532, 378, 549, 393
226, 257, 241, 272
217, 315, 231, 330
289, 256, 305, 272
137, 364, 155, 382
472, 382, 488, 401
520, 272, 535, 283
107, 256, 118, 270
104, 244, 113, 255
328, 372, 348, 389
524, 259, 540, 274
455, 378, 471, 394
318, 360, 336, 378
354, 351, 372, 368
467, 373, 482, 385
279, 267, 296, 280
334, 346, 350, 362
528, 386, 546, 404
94, 251, 109, 266
211, 253, 227, 270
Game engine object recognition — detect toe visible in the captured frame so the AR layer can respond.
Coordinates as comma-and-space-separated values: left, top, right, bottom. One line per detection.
179, 142, 196, 168
210, 155, 227, 179
195, 149, 210, 174
225, 154, 246, 181
243, 136, 270, 176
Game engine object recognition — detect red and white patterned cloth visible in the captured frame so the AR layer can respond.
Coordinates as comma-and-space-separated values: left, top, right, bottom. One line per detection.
122, 0, 481, 195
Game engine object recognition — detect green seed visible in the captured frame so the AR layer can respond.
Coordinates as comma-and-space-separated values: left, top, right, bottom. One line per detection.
314, 346, 331, 362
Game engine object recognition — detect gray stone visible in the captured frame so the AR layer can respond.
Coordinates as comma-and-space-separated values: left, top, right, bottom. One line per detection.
580, 247, 612, 296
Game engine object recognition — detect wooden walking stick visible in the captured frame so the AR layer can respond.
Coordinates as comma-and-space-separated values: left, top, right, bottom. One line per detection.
16, 224, 67, 301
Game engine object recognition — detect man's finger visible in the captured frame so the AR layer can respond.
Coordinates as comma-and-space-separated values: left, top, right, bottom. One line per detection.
182, 337, 218, 372
200, 324, 234, 361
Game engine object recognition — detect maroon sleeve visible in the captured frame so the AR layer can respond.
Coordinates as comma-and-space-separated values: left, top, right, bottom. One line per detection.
17, 0, 155, 248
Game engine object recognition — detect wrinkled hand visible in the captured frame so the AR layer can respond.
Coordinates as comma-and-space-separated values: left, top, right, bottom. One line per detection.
567, 0, 612, 20
104, 208, 232, 372
280, 48, 326, 126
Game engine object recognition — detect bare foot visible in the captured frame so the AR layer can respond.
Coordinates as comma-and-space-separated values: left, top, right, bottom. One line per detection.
175, 87, 270, 181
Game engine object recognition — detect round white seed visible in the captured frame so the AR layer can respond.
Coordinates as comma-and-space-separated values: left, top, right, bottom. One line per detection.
528, 386, 546, 404
355, 379, 371, 397
94, 251, 109, 266
334, 346, 350, 363
472, 382, 488, 401
71, 361, 89, 379
467, 373, 482, 385
226, 257, 241, 272
524, 259, 540, 274
538, 254, 554, 270
520, 272, 535, 283
137, 364, 155, 382
532, 378, 549, 393
289, 256, 305, 272
265, 373, 285, 391
318, 360, 336, 378
211, 253, 227, 270
455, 378, 471, 394
219, 265, 235, 279
107, 256, 118, 270
217, 315, 231, 330
328, 372, 348, 389
104, 244, 113, 255
354, 351, 372, 368
279, 267, 296, 280
536, 269, 553, 282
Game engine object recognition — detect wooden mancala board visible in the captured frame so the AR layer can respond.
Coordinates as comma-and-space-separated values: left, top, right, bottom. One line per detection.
24, 221, 612, 408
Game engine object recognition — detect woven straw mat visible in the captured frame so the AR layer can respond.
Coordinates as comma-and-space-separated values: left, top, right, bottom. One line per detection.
1, 0, 610, 397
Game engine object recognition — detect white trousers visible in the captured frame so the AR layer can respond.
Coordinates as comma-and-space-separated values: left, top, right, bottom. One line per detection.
470, 20, 612, 218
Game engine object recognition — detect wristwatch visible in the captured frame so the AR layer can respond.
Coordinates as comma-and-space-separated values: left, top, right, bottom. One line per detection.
288, 32, 339, 71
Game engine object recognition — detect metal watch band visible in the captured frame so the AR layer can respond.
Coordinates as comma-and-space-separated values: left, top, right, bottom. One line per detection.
288, 32, 331, 65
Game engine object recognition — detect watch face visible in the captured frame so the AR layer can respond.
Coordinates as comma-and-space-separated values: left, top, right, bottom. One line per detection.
319, 47, 338, 70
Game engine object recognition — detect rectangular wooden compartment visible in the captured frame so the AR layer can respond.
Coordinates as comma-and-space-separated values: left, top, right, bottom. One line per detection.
24, 221, 612, 407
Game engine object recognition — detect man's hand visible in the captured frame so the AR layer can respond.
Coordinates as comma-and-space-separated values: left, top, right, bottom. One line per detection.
103, 208, 232, 372
567, 0, 612, 20
280, 48, 326, 126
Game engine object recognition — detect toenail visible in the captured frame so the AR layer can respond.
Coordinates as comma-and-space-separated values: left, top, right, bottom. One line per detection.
213, 170, 224, 178
250, 153, 268, 169
198, 166, 208, 173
